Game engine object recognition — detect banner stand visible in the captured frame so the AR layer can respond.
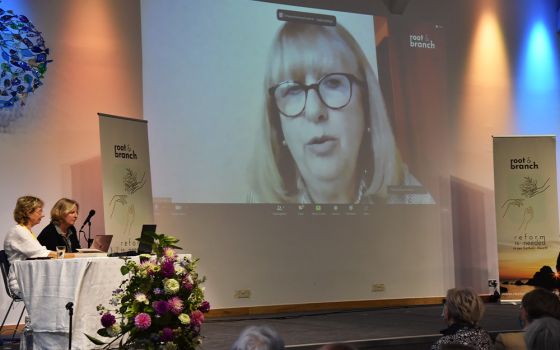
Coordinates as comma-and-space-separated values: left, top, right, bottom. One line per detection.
493, 135, 560, 302
99, 113, 154, 253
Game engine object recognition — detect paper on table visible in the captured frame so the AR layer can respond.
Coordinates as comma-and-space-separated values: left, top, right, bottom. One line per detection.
76, 248, 103, 253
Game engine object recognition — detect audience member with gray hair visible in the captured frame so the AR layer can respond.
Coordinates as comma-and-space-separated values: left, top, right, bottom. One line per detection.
495, 288, 560, 350
524, 316, 560, 350
230, 325, 285, 350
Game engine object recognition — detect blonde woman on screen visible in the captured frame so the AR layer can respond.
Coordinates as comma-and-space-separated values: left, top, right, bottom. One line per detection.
249, 20, 432, 204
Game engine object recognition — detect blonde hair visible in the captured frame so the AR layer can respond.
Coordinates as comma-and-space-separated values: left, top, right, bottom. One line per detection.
50, 198, 79, 226
250, 21, 403, 203
13, 196, 44, 225
445, 288, 485, 325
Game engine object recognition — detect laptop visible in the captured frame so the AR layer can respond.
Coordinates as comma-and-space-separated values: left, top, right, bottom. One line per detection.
137, 224, 157, 254
91, 234, 113, 252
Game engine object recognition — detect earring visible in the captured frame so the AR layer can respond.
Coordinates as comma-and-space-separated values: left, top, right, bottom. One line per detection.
366, 127, 371, 133
282, 139, 287, 146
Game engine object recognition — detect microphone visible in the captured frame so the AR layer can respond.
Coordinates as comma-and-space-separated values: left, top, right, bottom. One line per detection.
79, 209, 96, 232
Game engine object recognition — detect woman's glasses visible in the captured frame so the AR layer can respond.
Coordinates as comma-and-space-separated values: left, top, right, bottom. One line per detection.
269, 73, 363, 118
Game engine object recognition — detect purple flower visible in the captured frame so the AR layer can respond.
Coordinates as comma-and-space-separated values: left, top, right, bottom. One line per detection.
168, 296, 184, 315
154, 288, 164, 295
161, 260, 175, 278
182, 276, 193, 291
134, 313, 151, 330
198, 300, 210, 313
153, 300, 170, 315
159, 327, 174, 342
100, 312, 116, 328
190, 310, 204, 327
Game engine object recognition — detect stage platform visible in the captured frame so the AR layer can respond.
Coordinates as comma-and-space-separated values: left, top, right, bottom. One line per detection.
0, 303, 522, 349
200, 303, 522, 349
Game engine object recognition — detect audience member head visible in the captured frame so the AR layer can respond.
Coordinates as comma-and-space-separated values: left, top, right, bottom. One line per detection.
318, 343, 358, 350
50, 198, 79, 226
13, 195, 44, 226
443, 288, 485, 326
521, 288, 560, 326
524, 316, 560, 350
230, 325, 285, 350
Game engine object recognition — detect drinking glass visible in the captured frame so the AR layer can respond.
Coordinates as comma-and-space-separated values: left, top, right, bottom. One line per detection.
56, 246, 66, 259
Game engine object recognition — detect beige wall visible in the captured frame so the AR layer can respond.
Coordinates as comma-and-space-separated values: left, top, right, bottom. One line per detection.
0, 0, 142, 324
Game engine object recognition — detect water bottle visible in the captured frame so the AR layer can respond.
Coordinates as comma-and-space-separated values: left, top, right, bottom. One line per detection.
22, 316, 33, 350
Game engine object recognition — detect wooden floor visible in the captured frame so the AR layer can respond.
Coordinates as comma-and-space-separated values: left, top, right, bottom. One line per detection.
0, 325, 22, 350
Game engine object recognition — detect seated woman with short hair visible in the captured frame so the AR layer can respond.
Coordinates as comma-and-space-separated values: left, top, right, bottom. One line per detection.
431, 288, 493, 350
3, 196, 54, 296
37, 198, 81, 252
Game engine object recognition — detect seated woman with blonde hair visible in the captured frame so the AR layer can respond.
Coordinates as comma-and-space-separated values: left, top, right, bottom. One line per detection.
37, 198, 81, 252
431, 288, 493, 350
3, 196, 55, 296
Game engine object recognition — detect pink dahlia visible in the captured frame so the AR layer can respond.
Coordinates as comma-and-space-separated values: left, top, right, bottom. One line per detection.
168, 296, 184, 315
190, 310, 204, 327
163, 247, 176, 260
134, 313, 151, 330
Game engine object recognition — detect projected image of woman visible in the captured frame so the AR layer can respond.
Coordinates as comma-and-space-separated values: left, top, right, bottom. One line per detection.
250, 20, 433, 204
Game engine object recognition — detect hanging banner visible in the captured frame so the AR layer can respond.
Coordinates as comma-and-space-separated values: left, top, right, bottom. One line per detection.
493, 136, 560, 301
99, 113, 154, 253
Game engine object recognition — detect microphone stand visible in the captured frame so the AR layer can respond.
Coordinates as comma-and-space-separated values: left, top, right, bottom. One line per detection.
65, 302, 73, 350
86, 221, 93, 248
79, 228, 86, 249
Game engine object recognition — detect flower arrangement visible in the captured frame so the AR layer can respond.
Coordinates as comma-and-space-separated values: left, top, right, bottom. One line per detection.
86, 232, 210, 350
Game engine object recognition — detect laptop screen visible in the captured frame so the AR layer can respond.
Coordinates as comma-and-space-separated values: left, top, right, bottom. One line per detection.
92, 235, 113, 252
137, 224, 157, 254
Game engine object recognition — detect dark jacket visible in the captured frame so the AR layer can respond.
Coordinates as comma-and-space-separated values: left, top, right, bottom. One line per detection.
431, 322, 494, 350
37, 222, 81, 252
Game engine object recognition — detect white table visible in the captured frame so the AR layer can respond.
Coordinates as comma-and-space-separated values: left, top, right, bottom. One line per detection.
13, 256, 129, 350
